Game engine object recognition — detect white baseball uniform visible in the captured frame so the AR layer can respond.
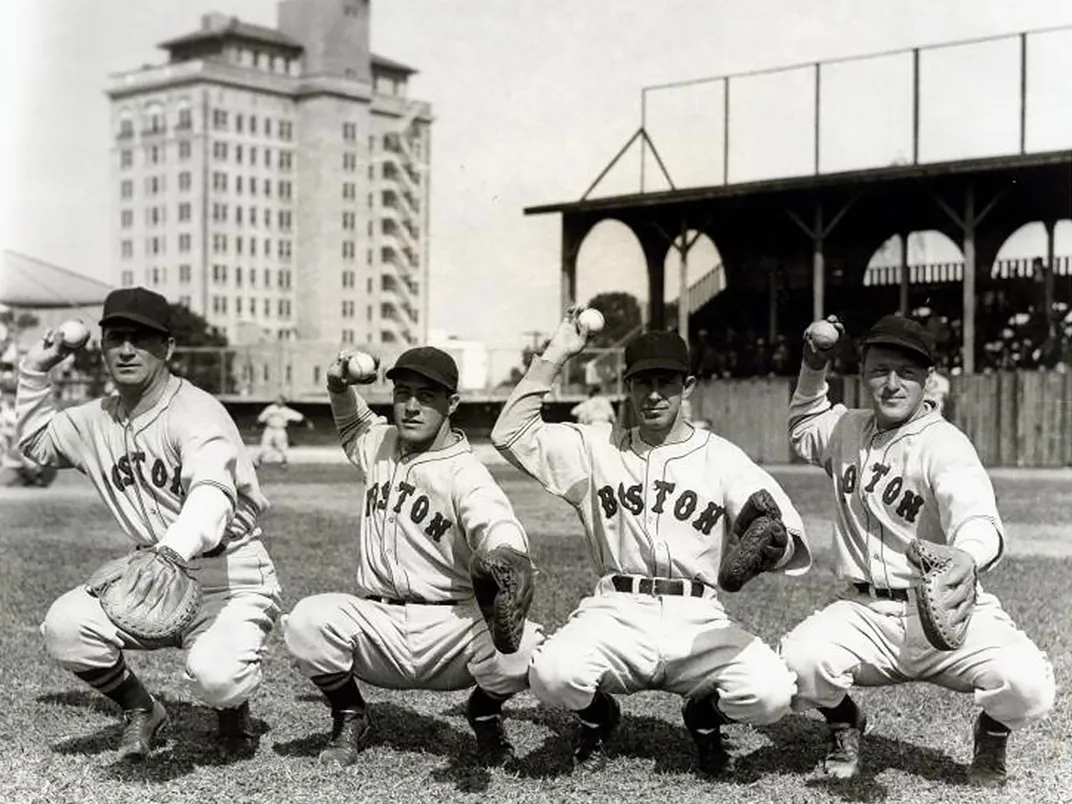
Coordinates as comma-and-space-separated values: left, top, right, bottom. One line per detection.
257, 402, 304, 464
16, 368, 281, 709
782, 364, 1055, 731
283, 388, 543, 697
491, 357, 812, 724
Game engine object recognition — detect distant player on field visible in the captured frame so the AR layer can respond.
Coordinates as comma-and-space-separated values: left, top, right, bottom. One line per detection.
492, 309, 813, 776
255, 395, 310, 467
283, 346, 544, 767
15, 287, 281, 760
783, 313, 1055, 788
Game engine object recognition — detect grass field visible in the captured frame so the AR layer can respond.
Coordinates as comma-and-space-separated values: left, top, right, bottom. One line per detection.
1, 461, 1070, 804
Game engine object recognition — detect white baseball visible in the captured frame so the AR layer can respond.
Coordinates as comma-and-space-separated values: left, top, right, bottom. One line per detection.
346, 352, 379, 383
808, 320, 840, 351
578, 308, 605, 334
58, 319, 90, 350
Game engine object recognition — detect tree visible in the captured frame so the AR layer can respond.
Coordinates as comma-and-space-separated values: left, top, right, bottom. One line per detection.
166, 305, 232, 394
585, 292, 642, 347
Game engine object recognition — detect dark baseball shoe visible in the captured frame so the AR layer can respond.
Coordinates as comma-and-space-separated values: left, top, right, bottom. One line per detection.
118, 699, 169, 760
573, 693, 621, 772
823, 712, 867, 779
967, 714, 1008, 788
682, 698, 734, 776
218, 701, 258, 759
318, 709, 371, 766
467, 691, 515, 767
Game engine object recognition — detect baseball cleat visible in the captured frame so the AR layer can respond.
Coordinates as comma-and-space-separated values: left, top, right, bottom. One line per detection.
572, 693, 621, 772
318, 708, 370, 766
467, 689, 516, 767
822, 712, 867, 779
117, 699, 169, 760
682, 698, 735, 776
967, 714, 1008, 788
217, 701, 258, 760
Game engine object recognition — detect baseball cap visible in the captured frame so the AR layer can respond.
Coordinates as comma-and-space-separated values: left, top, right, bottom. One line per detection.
99, 287, 172, 335
386, 346, 459, 392
623, 331, 691, 380
859, 314, 935, 366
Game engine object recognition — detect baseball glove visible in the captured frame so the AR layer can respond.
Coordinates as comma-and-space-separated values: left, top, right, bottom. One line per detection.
718, 489, 789, 593
906, 539, 976, 651
469, 545, 535, 654
86, 546, 202, 647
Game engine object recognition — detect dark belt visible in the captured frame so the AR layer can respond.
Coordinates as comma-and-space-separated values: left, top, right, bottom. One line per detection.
611, 575, 706, 598
853, 582, 909, 602
201, 543, 227, 559
363, 595, 459, 606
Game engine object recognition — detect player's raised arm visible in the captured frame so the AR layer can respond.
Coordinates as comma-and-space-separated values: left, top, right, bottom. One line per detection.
491, 307, 596, 501
788, 317, 849, 466
326, 349, 388, 476
15, 327, 87, 469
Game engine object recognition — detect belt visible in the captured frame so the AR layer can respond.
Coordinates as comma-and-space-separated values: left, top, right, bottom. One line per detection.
201, 543, 227, 559
853, 582, 909, 602
363, 595, 459, 606
611, 575, 706, 598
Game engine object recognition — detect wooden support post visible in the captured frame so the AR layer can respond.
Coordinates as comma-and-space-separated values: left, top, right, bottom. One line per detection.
768, 267, 778, 343
812, 202, 825, 320
677, 220, 689, 341
560, 218, 580, 312
899, 232, 910, 315
962, 185, 976, 375
1045, 220, 1056, 335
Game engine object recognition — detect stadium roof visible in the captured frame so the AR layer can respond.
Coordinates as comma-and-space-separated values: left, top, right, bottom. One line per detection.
0, 251, 115, 309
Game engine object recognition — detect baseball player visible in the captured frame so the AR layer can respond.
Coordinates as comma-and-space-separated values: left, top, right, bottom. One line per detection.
255, 395, 310, 467
570, 386, 617, 425
283, 346, 544, 767
491, 310, 813, 775
783, 313, 1055, 788
15, 287, 281, 760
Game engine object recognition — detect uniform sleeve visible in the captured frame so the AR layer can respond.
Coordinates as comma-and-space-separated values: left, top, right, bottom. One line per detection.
15, 363, 83, 470
454, 463, 529, 554
788, 363, 848, 467
330, 387, 388, 481
491, 357, 594, 504
170, 397, 244, 504
926, 429, 1004, 571
721, 440, 812, 575
256, 407, 271, 424
285, 406, 304, 423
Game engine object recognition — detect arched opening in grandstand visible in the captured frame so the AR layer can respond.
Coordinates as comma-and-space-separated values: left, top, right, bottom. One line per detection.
663, 229, 725, 320
575, 218, 648, 326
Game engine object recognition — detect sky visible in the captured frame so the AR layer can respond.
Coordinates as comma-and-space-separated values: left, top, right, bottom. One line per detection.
3, 0, 1072, 353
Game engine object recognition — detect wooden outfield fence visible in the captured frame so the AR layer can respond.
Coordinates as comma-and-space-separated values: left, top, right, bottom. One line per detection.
691, 370, 1072, 468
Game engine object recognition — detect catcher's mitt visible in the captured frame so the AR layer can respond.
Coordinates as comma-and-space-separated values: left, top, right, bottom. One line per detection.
718, 489, 789, 593
86, 546, 202, 647
470, 545, 535, 654
906, 539, 976, 651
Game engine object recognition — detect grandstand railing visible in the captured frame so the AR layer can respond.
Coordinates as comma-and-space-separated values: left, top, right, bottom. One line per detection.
863, 255, 1072, 286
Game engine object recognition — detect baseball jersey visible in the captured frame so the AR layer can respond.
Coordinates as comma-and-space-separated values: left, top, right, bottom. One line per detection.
258, 403, 304, 430
788, 364, 1003, 589
331, 389, 528, 602
16, 368, 266, 551
492, 358, 812, 585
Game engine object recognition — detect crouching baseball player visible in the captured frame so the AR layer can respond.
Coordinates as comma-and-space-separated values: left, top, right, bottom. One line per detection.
16, 287, 282, 760
492, 310, 813, 776
783, 313, 1055, 788
283, 346, 544, 767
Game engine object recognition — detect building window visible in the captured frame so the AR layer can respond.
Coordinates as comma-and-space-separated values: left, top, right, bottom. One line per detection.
118, 118, 134, 138
120, 180, 133, 199
148, 176, 162, 195
236, 176, 243, 195
212, 171, 228, 192
278, 120, 292, 141
250, 238, 257, 257
178, 233, 191, 252
279, 240, 292, 260
342, 241, 355, 259
342, 182, 355, 200
149, 236, 162, 255
177, 107, 192, 130
179, 171, 192, 191
279, 180, 292, 200
120, 210, 133, 228
342, 300, 355, 318
235, 113, 244, 133
264, 238, 271, 257
265, 118, 273, 137
264, 148, 271, 168
279, 150, 292, 171
148, 145, 163, 165
264, 180, 271, 199
178, 202, 191, 222
236, 297, 243, 315
212, 109, 228, 130
343, 122, 357, 141
213, 141, 228, 161
177, 140, 192, 161
236, 236, 243, 255
342, 211, 355, 230
264, 298, 271, 317
235, 266, 243, 287
120, 150, 133, 169
343, 152, 355, 171
279, 210, 292, 231
213, 234, 228, 254
249, 114, 258, 135
342, 270, 355, 288
121, 269, 134, 286
121, 241, 133, 259
179, 264, 191, 283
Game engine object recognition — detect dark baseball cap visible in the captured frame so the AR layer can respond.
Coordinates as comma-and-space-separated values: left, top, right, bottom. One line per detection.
99, 286, 172, 335
623, 330, 691, 380
859, 314, 934, 366
386, 346, 459, 392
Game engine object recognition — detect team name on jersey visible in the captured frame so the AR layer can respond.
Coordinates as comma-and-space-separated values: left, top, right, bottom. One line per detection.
365, 481, 453, 541
596, 480, 726, 535
108, 451, 183, 497
833, 460, 925, 524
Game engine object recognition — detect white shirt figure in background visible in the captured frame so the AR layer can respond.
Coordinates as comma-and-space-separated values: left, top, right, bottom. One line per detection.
492, 309, 812, 777
255, 395, 310, 467
783, 313, 1054, 788
923, 367, 951, 416
570, 386, 617, 426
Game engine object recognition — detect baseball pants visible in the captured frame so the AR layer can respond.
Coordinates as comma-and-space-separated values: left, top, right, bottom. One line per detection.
283, 593, 544, 697
528, 576, 796, 724
780, 586, 1056, 731
41, 540, 281, 709
259, 427, 289, 463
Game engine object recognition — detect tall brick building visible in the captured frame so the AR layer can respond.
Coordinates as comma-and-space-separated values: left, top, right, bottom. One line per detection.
107, 0, 432, 349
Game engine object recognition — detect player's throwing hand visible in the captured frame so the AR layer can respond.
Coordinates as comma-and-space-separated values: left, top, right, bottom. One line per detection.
802, 316, 844, 370
542, 305, 594, 365
23, 329, 80, 373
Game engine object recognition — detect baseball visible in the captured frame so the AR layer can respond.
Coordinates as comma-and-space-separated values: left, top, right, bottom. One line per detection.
808, 320, 840, 350
578, 308, 605, 334
346, 351, 379, 383
58, 319, 90, 350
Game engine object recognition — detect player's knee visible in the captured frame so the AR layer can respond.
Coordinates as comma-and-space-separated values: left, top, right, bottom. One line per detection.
721, 664, 796, 726
185, 649, 251, 708
528, 647, 587, 710
41, 591, 97, 664
988, 654, 1056, 725
282, 596, 332, 660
